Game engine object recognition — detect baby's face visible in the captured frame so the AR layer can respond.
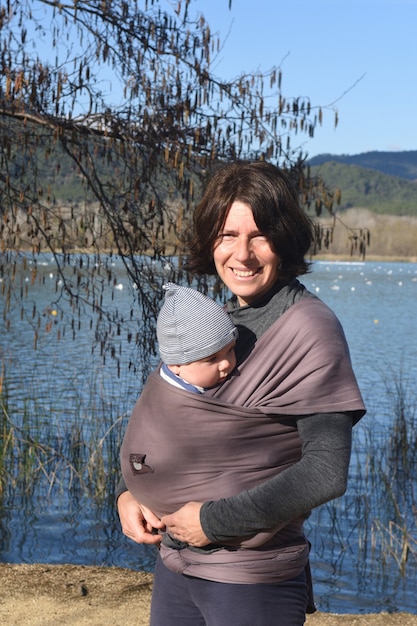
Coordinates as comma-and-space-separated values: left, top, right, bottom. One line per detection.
171, 341, 237, 389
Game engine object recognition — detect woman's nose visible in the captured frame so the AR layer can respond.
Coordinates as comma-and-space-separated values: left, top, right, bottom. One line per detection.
234, 235, 252, 260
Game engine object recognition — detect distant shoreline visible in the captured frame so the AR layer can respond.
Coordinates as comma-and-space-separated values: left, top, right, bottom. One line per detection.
1, 247, 416, 264
311, 253, 417, 263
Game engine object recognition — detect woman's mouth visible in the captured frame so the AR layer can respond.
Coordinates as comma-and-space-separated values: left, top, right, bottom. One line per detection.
232, 268, 259, 277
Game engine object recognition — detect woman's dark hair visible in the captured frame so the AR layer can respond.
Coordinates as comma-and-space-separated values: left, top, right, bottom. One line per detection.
187, 160, 314, 280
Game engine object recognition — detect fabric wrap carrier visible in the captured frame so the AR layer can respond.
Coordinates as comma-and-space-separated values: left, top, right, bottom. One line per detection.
120, 297, 365, 584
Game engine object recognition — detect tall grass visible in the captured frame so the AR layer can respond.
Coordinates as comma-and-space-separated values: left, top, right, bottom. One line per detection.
0, 360, 130, 501
363, 376, 417, 576
306, 373, 417, 608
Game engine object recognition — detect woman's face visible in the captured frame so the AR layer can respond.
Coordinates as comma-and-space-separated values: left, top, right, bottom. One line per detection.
213, 201, 281, 306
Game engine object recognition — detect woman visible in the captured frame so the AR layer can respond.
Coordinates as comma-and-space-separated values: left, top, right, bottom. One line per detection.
117, 161, 366, 626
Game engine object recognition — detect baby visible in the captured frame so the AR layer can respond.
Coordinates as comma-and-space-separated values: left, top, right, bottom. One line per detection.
156, 282, 238, 393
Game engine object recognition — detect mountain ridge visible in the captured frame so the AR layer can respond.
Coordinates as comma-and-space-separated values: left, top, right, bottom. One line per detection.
307, 150, 417, 181
306, 150, 417, 216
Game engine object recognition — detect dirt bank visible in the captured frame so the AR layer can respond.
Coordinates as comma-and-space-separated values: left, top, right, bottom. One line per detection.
0, 564, 415, 625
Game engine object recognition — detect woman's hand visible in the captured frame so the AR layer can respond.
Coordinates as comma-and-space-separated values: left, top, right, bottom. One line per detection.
117, 491, 164, 545
162, 502, 210, 547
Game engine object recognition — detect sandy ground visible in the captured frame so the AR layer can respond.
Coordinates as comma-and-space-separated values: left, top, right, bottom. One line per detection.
0, 564, 416, 625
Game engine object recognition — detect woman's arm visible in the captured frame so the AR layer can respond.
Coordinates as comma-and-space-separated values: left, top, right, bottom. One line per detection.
162, 412, 353, 546
201, 412, 353, 541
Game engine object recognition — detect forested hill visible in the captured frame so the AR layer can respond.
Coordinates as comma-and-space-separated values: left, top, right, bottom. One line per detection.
307, 151, 417, 216
308, 150, 417, 180
6, 138, 417, 217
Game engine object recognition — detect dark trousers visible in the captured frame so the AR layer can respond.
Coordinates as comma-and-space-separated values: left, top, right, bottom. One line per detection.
150, 554, 309, 626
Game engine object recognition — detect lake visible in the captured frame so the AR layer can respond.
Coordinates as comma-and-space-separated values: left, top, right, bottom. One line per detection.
1, 255, 416, 614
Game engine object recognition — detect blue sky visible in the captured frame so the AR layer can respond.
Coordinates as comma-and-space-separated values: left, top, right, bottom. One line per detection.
191, 0, 417, 158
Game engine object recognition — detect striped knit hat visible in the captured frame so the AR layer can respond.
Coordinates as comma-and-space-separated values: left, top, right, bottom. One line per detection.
157, 283, 238, 365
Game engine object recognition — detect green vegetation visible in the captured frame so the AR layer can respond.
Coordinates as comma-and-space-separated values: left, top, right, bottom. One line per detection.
309, 160, 417, 216
309, 150, 417, 180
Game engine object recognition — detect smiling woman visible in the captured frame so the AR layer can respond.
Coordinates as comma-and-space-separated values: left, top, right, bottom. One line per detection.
188, 161, 313, 285
117, 160, 366, 626
213, 200, 282, 305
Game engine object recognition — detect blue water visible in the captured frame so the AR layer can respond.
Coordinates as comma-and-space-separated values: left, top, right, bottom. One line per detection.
303, 261, 417, 614
1, 256, 417, 614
